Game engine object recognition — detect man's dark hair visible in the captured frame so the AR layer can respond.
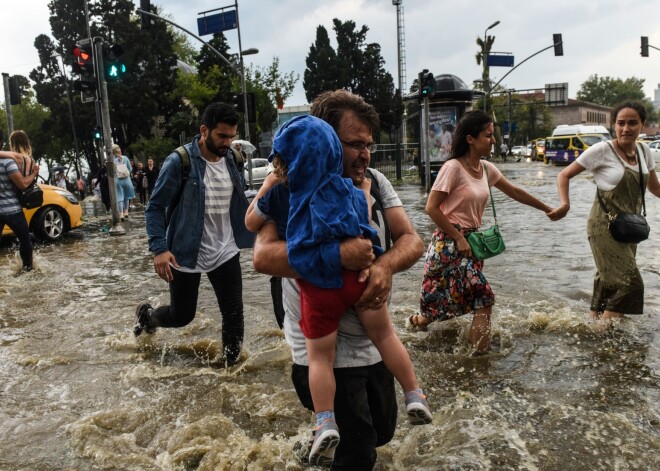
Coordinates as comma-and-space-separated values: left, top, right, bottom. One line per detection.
449, 110, 493, 159
311, 89, 380, 135
611, 101, 647, 125
200, 102, 239, 129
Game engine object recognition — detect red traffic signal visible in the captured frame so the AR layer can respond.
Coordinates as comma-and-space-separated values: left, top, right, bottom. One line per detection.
71, 42, 97, 98
72, 44, 92, 64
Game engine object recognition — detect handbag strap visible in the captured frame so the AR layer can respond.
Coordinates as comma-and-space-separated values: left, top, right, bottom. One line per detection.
481, 163, 498, 224
599, 142, 647, 217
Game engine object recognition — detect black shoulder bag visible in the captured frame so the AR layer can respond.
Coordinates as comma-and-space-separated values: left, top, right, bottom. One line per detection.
19, 158, 44, 210
597, 143, 650, 244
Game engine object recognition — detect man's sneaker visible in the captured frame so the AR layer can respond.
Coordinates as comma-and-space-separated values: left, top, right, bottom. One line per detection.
405, 390, 433, 425
134, 302, 156, 337
309, 418, 340, 467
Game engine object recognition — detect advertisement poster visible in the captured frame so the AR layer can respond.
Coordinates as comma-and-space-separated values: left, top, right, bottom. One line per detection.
428, 106, 457, 163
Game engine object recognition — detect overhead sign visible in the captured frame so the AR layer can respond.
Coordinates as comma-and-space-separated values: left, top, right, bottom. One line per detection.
545, 83, 568, 106
487, 54, 514, 67
197, 10, 237, 36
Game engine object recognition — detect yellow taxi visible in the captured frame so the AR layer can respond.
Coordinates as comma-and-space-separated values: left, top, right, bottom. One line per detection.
2, 183, 83, 242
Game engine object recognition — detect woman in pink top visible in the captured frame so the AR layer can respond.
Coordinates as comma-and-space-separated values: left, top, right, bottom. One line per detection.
409, 110, 558, 354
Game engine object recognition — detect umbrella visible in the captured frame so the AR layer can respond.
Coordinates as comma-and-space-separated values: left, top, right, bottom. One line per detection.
231, 139, 256, 154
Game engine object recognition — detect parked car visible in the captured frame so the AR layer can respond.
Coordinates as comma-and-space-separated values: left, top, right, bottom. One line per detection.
244, 158, 273, 187
534, 139, 546, 161
648, 140, 660, 159
525, 143, 533, 157
510, 146, 526, 157
2, 183, 83, 242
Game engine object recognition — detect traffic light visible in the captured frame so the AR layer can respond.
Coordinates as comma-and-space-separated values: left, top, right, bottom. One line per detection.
641, 36, 649, 57
104, 44, 126, 81
93, 126, 102, 140
8, 76, 21, 105
232, 94, 244, 112
71, 42, 97, 99
418, 70, 435, 100
140, 0, 152, 30
553, 34, 564, 56
246, 92, 256, 123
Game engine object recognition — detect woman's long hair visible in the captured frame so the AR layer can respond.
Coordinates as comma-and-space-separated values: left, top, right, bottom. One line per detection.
9, 130, 32, 157
449, 110, 493, 160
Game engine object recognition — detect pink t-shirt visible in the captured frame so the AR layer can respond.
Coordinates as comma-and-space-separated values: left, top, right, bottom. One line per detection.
430, 159, 503, 229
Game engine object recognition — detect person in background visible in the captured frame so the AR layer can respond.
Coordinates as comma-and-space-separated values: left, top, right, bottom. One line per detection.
76, 176, 86, 200
132, 161, 147, 206
95, 165, 110, 211
409, 110, 557, 354
549, 101, 660, 330
111, 144, 134, 221
0, 130, 40, 271
145, 157, 159, 201
245, 115, 431, 466
54, 170, 67, 189
134, 102, 254, 367
252, 89, 425, 469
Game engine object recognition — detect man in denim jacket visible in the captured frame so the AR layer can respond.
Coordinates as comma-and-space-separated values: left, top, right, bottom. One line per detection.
135, 102, 254, 366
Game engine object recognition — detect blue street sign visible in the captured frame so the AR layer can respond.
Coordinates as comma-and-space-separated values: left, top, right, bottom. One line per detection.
487, 54, 514, 67
197, 10, 238, 36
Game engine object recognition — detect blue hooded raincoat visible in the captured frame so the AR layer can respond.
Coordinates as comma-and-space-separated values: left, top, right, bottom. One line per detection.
270, 115, 382, 289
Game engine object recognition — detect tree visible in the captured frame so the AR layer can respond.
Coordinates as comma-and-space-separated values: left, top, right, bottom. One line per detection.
303, 26, 339, 102
577, 74, 658, 122
30, 0, 180, 173
302, 19, 399, 142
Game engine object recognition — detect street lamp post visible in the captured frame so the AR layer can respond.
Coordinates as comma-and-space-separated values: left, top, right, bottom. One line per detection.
238, 47, 258, 190
482, 20, 500, 112
239, 47, 258, 144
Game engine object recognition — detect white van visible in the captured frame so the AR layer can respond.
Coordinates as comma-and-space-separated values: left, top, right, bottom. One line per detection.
552, 124, 611, 139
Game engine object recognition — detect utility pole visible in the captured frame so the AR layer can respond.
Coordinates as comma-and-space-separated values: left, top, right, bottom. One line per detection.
94, 39, 124, 235
2, 73, 14, 135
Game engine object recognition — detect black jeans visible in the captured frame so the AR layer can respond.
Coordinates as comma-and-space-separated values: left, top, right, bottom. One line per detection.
151, 253, 244, 361
0, 211, 33, 270
291, 361, 397, 470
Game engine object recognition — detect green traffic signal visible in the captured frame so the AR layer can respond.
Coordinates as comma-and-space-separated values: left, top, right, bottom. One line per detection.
107, 63, 126, 79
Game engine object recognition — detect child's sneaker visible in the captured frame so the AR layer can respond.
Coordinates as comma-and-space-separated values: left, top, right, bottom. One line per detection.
309, 418, 340, 467
405, 390, 432, 425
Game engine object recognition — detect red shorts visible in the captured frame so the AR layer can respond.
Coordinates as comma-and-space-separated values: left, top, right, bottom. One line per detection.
297, 270, 366, 339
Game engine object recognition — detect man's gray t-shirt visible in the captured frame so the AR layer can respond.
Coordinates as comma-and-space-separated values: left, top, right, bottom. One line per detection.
0, 159, 22, 215
282, 168, 403, 368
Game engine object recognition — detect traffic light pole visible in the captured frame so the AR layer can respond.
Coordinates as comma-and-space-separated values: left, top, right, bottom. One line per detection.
94, 38, 125, 235
1, 73, 14, 135
421, 96, 431, 192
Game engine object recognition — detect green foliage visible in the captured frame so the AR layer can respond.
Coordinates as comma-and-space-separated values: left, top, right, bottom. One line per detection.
577, 74, 658, 122
303, 19, 399, 141
129, 136, 180, 166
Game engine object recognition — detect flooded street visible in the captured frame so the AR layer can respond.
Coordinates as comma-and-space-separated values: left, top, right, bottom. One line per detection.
1, 160, 659, 470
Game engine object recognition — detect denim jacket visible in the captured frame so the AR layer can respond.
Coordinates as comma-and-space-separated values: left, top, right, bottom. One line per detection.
145, 135, 255, 268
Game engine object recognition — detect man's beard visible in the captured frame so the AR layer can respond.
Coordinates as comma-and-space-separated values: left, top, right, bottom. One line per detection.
205, 134, 229, 158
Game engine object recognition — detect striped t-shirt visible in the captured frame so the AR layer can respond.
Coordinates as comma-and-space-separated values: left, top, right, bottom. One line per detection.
178, 157, 239, 273
0, 159, 22, 215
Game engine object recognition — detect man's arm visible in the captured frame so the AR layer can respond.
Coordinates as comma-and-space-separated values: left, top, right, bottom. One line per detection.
253, 220, 375, 278
356, 205, 424, 309
252, 223, 298, 278
8, 162, 39, 190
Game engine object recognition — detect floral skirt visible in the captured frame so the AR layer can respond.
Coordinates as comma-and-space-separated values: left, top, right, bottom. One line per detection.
419, 227, 495, 321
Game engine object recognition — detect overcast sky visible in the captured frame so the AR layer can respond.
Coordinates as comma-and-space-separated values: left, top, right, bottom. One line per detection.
1, 0, 659, 107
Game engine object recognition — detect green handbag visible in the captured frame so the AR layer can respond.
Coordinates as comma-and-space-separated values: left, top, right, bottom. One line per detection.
466, 164, 505, 261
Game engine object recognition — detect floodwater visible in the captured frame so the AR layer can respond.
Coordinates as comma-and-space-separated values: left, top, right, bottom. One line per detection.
1, 160, 659, 470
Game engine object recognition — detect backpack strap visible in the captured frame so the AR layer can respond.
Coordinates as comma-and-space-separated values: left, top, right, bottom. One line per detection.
230, 147, 244, 169
365, 168, 392, 250
166, 145, 191, 226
